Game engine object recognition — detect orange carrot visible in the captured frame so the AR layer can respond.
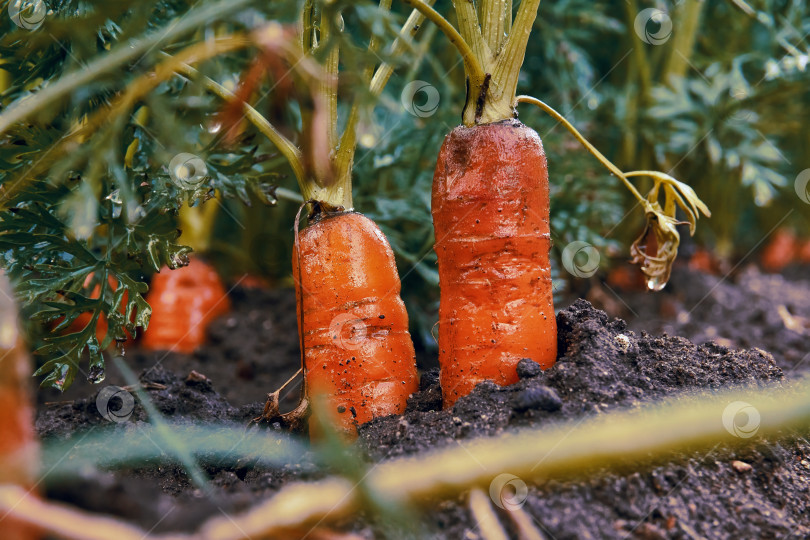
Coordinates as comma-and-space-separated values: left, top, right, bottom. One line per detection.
433, 120, 557, 407
294, 208, 419, 435
141, 257, 230, 353
761, 228, 797, 273
405, 0, 707, 407
0, 274, 39, 540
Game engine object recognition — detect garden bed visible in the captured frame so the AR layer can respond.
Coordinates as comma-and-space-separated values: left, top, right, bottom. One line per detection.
35, 265, 810, 539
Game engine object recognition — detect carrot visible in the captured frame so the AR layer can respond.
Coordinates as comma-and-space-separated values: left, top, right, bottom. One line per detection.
799, 238, 810, 264
294, 207, 418, 434
761, 227, 798, 273
688, 248, 720, 275
0, 274, 39, 540
433, 120, 556, 406
141, 257, 230, 353
403, 0, 709, 406
215, 11, 430, 436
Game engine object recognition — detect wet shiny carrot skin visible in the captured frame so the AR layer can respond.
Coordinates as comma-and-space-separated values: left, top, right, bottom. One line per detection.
141, 257, 230, 354
293, 211, 419, 435
432, 119, 557, 407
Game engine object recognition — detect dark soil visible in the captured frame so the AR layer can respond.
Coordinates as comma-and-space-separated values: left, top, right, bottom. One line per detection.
586, 263, 810, 378
34, 268, 810, 539
37, 286, 302, 410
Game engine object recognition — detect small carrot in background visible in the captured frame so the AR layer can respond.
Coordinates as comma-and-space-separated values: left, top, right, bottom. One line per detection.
0, 273, 40, 540
799, 238, 810, 264
141, 256, 230, 354
142, 200, 230, 353
761, 227, 799, 273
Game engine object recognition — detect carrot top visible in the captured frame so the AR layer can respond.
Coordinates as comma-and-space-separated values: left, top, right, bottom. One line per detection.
216, 4, 434, 210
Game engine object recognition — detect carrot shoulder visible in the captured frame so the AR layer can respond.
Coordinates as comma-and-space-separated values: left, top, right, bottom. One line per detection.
294, 211, 418, 434
433, 119, 557, 407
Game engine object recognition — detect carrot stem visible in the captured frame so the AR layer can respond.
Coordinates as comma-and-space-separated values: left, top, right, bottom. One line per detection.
481, 0, 510, 52
476, 0, 542, 125
335, 2, 436, 189
454, 0, 490, 69
319, 14, 341, 156
300, 0, 316, 54
399, 0, 486, 83
172, 60, 306, 187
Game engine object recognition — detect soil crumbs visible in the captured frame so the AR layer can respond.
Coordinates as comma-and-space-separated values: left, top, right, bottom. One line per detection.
36, 290, 810, 539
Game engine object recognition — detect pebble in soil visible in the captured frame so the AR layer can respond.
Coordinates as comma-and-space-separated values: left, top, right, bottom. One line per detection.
34, 299, 810, 539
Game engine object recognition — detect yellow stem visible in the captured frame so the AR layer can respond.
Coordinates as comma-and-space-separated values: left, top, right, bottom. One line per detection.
172, 60, 306, 188
1, 382, 808, 539
454, 0, 491, 68
319, 14, 340, 155
400, 0, 486, 83
481, 0, 510, 52
177, 204, 219, 254
479, 0, 542, 125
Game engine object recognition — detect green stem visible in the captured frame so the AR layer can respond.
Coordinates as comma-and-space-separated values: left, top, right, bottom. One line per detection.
174, 62, 306, 188
516, 95, 645, 203
334, 2, 436, 188
0, 0, 251, 136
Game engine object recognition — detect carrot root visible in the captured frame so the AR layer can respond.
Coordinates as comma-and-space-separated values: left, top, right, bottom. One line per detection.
0, 273, 40, 540
432, 120, 557, 407
293, 211, 419, 436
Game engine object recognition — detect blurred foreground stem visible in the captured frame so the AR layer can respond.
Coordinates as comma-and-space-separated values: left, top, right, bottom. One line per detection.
3, 381, 808, 540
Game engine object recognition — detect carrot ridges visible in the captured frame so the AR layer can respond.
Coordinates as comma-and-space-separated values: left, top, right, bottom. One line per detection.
433, 119, 557, 407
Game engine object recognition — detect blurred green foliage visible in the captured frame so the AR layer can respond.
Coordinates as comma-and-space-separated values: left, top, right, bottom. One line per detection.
1, 0, 808, 387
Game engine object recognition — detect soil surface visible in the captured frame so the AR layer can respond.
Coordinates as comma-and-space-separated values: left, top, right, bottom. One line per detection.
586, 262, 810, 377
34, 267, 810, 539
